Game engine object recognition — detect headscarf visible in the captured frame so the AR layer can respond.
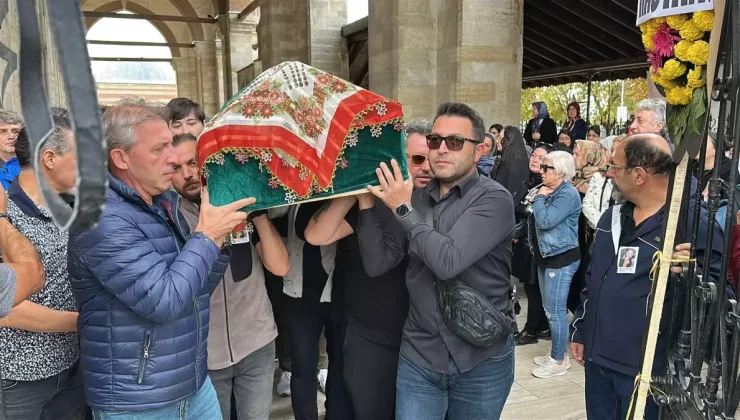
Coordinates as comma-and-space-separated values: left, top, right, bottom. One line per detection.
600, 135, 618, 152
563, 101, 581, 132
531, 102, 549, 132
573, 140, 609, 190
477, 156, 496, 176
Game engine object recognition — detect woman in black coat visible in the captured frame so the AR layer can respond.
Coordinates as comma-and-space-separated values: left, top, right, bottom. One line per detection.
524, 101, 557, 146
492, 126, 531, 203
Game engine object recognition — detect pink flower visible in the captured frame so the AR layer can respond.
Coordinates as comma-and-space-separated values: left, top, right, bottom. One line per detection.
652, 22, 681, 57
647, 51, 663, 74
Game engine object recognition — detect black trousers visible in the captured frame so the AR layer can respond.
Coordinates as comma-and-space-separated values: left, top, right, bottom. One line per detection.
343, 323, 400, 420
523, 282, 549, 334
285, 296, 352, 420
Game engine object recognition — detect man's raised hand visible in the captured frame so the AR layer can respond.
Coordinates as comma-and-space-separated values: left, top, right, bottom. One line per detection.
367, 159, 413, 210
195, 187, 256, 247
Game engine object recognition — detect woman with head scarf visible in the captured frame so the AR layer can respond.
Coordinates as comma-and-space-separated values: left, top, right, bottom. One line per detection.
567, 139, 611, 315
524, 102, 557, 146
476, 132, 497, 177
572, 140, 609, 195
563, 102, 588, 141
493, 126, 531, 203
583, 136, 626, 230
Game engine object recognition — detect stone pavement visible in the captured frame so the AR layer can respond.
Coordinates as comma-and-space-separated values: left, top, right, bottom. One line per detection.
268, 293, 587, 419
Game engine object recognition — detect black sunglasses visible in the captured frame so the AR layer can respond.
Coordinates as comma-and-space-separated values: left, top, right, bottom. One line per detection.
409, 154, 426, 166
425, 134, 480, 151
540, 164, 555, 173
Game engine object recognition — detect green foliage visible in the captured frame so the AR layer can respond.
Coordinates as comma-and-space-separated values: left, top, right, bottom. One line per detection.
668, 102, 690, 145
520, 79, 649, 124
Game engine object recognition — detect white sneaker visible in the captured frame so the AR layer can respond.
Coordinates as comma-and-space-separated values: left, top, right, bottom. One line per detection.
532, 356, 569, 379
277, 371, 291, 397
534, 352, 571, 369
317, 368, 328, 394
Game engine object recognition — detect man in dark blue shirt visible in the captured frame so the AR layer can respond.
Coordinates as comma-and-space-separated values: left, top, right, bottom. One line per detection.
0, 110, 23, 190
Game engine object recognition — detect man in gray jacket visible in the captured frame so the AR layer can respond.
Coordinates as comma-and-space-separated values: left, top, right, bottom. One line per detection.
171, 133, 290, 420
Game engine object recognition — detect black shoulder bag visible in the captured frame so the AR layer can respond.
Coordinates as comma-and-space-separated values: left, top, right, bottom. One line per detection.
426, 207, 514, 348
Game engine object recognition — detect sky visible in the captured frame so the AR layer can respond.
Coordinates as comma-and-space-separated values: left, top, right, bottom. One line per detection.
347, 0, 369, 22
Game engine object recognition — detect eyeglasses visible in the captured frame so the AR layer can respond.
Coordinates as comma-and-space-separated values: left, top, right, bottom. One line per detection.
540, 164, 555, 173
606, 163, 631, 172
425, 134, 480, 151
409, 154, 426, 166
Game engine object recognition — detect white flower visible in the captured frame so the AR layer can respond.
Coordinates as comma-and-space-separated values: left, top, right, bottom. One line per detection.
246, 223, 254, 234
285, 192, 297, 204
376, 103, 387, 116
261, 151, 273, 162
299, 167, 310, 180
346, 132, 359, 147
370, 126, 383, 138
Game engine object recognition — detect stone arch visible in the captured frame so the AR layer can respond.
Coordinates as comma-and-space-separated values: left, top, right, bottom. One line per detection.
84, 2, 183, 58
162, 0, 206, 43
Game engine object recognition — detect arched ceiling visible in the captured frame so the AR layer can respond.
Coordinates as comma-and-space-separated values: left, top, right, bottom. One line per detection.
84, 2, 183, 57
81, 0, 218, 47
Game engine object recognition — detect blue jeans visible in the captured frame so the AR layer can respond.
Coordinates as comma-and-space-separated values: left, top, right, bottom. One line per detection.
538, 260, 580, 361
91, 376, 221, 420
396, 337, 514, 420
585, 361, 658, 420
209, 341, 275, 420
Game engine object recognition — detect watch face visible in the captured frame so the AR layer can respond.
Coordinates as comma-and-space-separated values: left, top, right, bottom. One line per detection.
396, 204, 410, 217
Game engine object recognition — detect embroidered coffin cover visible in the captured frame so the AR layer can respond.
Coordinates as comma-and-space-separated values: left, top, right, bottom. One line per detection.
198, 61, 407, 211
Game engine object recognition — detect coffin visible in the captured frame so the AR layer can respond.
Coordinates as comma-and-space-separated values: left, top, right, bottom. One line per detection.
198, 61, 407, 211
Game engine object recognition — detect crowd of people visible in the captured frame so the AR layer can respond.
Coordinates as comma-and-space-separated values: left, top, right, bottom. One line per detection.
0, 93, 735, 420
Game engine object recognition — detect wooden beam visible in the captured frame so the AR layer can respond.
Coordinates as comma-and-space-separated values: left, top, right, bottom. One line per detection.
90, 57, 173, 62
238, 0, 260, 20
82, 11, 216, 24
87, 40, 194, 48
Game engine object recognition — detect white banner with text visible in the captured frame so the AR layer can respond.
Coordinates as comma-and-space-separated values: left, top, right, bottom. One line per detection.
636, 0, 714, 25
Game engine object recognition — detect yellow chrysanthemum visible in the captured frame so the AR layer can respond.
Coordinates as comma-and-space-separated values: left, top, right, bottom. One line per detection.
687, 66, 706, 88
692, 10, 715, 31
680, 19, 705, 41
642, 33, 656, 51
666, 14, 689, 30
641, 17, 663, 35
686, 40, 710, 65
660, 59, 687, 80
666, 86, 694, 105
674, 40, 693, 61
652, 74, 678, 90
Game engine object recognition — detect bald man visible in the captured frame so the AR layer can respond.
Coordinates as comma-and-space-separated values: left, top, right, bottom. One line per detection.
570, 134, 724, 420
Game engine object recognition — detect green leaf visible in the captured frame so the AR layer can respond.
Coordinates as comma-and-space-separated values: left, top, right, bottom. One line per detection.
687, 87, 707, 136
669, 104, 690, 146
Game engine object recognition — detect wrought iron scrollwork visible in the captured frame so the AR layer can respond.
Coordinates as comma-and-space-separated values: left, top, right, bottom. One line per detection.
655, 1, 740, 418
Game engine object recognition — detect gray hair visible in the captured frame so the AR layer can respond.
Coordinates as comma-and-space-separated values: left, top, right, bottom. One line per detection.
404, 118, 432, 137
544, 151, 576, 182
0, 109, 23, 126
103, 98, 170, 157
635, 99, 667, 127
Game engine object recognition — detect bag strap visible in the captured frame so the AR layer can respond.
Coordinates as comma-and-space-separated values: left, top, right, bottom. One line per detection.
611, 204, 622, 256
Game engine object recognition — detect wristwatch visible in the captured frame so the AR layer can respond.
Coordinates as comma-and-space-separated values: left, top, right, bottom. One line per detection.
393, 203, 413, 219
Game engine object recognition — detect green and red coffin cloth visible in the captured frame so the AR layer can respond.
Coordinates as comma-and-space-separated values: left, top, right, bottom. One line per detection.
198, 61, 408, 212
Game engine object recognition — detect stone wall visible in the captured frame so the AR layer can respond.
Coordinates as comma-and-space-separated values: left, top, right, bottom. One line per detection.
0, 0, 66, 114
256, 0, 347, 77
369, 0, 524, 125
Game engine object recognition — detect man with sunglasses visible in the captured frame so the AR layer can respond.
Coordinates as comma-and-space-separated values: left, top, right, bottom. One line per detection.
360, 102, 516, 420
570, 134, 724, 419
405, 119, 434, 188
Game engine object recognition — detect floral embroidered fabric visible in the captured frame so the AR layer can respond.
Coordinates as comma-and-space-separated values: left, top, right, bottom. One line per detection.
199, 61, 407, 211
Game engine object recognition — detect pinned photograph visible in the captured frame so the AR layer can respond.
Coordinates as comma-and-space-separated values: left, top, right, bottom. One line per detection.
617, 246, 639, 274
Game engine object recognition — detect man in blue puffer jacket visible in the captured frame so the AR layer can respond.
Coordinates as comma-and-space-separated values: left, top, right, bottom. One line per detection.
67, 100, 255, 419
570, 134, 725, 420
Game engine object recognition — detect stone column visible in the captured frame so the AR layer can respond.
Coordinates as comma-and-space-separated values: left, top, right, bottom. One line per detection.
228, 12, 259, 95
369, 0, 438, 119
369, 0, 523, 125
173, 56, 199, 103
256, 0, 347, 77
193, 41, 220, 116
